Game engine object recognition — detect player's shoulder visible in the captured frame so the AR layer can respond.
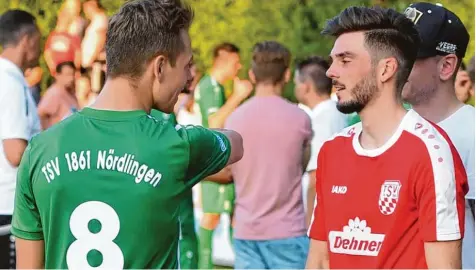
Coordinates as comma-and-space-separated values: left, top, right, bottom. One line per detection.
320, 122, 362, 152
400, 110, 456, 164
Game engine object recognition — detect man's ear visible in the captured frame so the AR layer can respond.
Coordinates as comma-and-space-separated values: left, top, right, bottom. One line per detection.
248, 69, 256, 84
284, 68, 291, 83
438, 54, 459, 81
154, 55, 167, 82
378, 57, 398, 84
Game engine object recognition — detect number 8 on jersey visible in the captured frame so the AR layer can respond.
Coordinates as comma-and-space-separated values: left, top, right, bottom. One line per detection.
66, 201, 124, 270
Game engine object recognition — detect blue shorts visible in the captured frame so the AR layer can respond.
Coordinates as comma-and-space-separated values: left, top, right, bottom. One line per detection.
234, 236, 309, 269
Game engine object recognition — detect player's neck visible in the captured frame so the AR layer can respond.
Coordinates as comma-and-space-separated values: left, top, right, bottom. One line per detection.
358, 92, 407, 150
254, 83, 283, 97
90, 78, 151, 113
411, 84, 463, 123
209, 68, 227, 85
1, 49, 26, 72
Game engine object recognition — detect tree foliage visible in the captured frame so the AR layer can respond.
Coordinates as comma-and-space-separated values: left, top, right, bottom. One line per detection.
0, 0, 474, 97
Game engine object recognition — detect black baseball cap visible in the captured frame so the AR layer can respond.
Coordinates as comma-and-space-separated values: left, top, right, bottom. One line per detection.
403, 2, 469, 59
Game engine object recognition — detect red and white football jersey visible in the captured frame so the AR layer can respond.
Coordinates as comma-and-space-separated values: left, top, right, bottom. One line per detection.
308, 109, 468, 269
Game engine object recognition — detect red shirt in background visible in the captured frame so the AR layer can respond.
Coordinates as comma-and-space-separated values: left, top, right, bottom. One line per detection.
44, 31, 80, 73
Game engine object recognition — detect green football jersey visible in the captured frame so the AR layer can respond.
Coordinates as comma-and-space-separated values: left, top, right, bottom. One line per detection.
152, 110, 177, 125
11, 108, 231, 269
194, 74, 226, 128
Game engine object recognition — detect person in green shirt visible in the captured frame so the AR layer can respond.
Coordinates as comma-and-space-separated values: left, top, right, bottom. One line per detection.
194, 43, 253, 269
150, 108, 199, 270
11, 1, 244, 269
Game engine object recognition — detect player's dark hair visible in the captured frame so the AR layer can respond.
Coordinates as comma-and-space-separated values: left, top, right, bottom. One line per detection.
0, 9, 37, 48
468, 56, 475, 85
322, 6, 420, 94
213, 42, 240, 59
106, 0, 193, 79
56, 61, 75, 74
251, 41, 291, 85
296, 56, 332, 95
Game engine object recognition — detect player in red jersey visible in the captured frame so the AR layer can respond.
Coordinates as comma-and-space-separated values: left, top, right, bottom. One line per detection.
306, 6, 468, 269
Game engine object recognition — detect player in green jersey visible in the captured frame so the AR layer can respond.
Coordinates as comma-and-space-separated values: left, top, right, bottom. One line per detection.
150, 108, 199, 270
11, 1, 244, 269
194, 43, 252, 268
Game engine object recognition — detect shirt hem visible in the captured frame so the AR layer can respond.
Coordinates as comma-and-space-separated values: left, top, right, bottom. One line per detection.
10, 227, 44, 240
433, 231, 462, 241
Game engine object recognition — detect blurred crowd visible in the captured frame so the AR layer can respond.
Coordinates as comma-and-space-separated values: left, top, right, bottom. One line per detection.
0, 0, 474, 269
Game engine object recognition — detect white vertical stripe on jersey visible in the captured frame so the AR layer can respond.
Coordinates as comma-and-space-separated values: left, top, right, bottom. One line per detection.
406, 111, 460, 240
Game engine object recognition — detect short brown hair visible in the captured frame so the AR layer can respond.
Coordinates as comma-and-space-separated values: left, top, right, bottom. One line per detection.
251, 41, 291, 85
296, 56, 332, 95
322, 6, 420, 93
213, 42, 240, 59
106, 0, 193, 79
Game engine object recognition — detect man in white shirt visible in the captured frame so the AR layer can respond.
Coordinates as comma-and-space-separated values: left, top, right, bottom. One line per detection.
294, 56, 348, 226
402, 3, 474, 269
0, 9, 41, 269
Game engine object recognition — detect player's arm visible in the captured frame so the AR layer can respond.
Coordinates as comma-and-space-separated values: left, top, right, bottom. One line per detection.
16, 239, 44, 269
11, 142, 45, 269
204, 166, 232, 184
424, 241, 462, 269
306, 239, 329, 269
416, 139, 468, 269
206, 78, 252, 129
37, 95, 59, 130
179, 125, 243, 188
306, 146, 329, 268
0, 78, 30, 166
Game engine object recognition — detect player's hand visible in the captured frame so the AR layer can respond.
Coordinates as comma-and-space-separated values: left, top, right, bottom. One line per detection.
232, 78, 253, 101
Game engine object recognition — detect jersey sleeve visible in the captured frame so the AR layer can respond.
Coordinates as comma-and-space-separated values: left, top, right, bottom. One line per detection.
11, 142, 44, 240
0, 75, 30, 141
308, 143, 328, 241
179, 125, 231, 188
195, 81, 222, 126
415, 135, 468, 242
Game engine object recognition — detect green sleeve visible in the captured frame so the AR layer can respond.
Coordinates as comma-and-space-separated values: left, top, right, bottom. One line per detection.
195, 79, 223, 127
11, 143, 43, 240
178, 125, 231, 188
149, 110, 177, 125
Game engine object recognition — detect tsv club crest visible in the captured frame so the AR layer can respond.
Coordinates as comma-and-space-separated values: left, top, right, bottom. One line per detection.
378, 180, 402, 215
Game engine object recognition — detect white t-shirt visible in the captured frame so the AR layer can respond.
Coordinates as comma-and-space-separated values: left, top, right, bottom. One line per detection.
0, 58, 41, 215
177, 107, 201, 126
305, 99, 348, 172
438, 104, 475, 269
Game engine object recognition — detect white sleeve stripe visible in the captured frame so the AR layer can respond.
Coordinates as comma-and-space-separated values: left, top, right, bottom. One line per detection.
406, 116, 461, 240
307, 197, 318, 237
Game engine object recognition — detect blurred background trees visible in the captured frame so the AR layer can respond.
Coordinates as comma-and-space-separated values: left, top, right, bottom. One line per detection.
0, 0, 474, 100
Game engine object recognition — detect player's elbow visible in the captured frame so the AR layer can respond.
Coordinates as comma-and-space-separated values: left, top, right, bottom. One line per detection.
226, 130, 243, 166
